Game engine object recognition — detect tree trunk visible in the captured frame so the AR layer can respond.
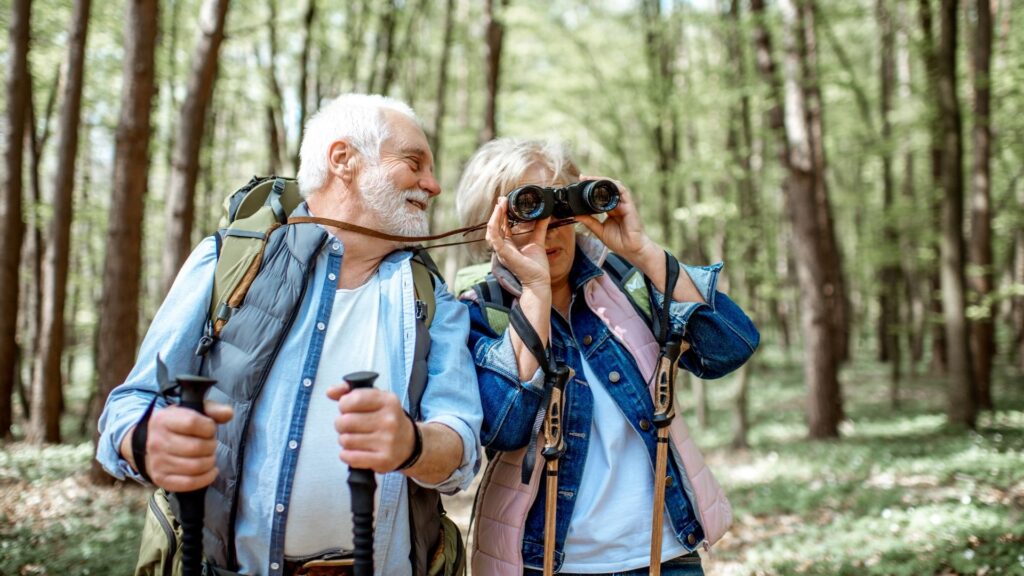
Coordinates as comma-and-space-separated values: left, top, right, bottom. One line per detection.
0, 0, 32, 438
934, 0, 976, 428
262, 0, 286, 175
428, 0, 457, 168
29, 0, 92, 444
775, 0, 843, 438
919, 0, 949, 375
878, 0, 902, 403
480, 0, 508, 144
642, 0, 679, 251
161, 0, 230, 297
294, 0, 317, 172
968, 0, 994, 410
91, 0, 159, 483
368, 0, 397, 95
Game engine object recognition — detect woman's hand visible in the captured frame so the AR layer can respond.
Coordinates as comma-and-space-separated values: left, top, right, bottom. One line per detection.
575, 176, 660, 265
486, 197, 552, 291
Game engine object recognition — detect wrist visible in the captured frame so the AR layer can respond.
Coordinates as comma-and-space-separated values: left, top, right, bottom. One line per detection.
632, 240, 664, 275
395, 412, 423, 472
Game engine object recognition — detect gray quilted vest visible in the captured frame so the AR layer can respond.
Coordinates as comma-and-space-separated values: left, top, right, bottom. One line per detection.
196, 208, 441, 572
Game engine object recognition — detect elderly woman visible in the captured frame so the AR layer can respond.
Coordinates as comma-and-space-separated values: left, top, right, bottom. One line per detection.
455, 138, 759, 576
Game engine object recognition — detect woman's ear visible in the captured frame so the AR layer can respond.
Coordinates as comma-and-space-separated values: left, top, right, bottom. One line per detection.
327, 140, 357, 184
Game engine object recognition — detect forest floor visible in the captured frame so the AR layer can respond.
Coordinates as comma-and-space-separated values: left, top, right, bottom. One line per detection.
2, 351, 1022, 576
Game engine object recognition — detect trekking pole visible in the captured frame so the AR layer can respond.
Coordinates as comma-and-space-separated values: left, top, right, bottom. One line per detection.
344, 371, 379, 576
649, 253, 683, 576
174, 375, 218, 576
541, 365, 571, 576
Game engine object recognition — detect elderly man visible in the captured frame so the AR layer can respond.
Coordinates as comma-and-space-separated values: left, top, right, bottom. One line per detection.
97, 94, 482, 576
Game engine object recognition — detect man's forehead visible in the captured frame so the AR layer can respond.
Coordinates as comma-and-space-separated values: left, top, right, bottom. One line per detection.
381, 110, 431, 157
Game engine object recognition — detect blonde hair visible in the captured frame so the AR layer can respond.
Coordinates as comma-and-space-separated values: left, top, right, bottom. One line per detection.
455, 138, 581, 260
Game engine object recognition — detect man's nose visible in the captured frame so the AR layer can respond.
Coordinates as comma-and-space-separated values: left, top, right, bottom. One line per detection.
420, 173, 441, 197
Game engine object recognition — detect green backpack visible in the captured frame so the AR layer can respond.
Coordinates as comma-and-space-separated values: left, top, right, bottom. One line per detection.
135, 176, 463, 576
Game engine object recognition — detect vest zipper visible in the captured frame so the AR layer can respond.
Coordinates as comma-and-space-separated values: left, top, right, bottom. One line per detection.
224, 240, 321, 568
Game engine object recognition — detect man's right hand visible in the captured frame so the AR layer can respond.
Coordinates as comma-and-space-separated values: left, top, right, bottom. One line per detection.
120, 401, 234, 492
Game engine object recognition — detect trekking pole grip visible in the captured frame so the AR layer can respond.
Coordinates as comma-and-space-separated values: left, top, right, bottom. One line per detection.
344, 371, 379, 576
175, 375, 217, 576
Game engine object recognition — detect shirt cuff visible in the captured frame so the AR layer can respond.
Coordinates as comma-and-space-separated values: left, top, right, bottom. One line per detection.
649, 261, 724, 336
95, 401, 155, 485
411, 414, 480, 494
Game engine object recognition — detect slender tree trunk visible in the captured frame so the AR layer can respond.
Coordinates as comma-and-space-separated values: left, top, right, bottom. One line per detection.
294, 0, 317, 172
1015, 185, 1024, 371
969, 0, 994, 409
643, 0, 679, 251
368, 0, 397, 95
774, 0, 843, 438
262, 0, 286, 175
161, 0, 230, 296
934, 0, 976, 428
91, 0, 159, 483
429, 0, 457, 166
920, 0, 949, 375
878, 0, 902, 403
480, 0, 509, 144
29, 0, 92, 444
1, 0, 32, 438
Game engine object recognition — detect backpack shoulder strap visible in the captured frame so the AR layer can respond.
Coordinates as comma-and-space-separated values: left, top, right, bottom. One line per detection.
602, 252, 653, 325
471, 275, 514, 337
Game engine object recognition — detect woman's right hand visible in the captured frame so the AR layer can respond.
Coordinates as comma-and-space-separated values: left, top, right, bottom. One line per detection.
486, 197, 552, 292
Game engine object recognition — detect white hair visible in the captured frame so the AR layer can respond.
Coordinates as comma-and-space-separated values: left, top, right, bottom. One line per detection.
296, 93, 420, 197
455, 138, 580, 260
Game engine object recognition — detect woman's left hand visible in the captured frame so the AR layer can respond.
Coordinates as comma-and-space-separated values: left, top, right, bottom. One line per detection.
575, 176, 659, 264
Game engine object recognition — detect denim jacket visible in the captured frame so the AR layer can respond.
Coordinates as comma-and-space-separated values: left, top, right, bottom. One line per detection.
462, 238, 758, 572
98, 226, 483, 576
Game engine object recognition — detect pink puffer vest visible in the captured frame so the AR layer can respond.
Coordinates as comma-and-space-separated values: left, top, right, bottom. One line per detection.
470, 265, 733, 575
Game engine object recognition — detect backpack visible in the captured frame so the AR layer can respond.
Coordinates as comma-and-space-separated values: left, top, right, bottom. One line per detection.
136, 176, 464, 576
462, 251, 655, 338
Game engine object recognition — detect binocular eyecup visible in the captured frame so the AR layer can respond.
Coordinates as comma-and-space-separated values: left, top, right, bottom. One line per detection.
506, 179, 620, 223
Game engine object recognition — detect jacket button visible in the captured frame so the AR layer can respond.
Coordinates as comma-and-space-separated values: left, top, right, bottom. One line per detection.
582, 335, 593, 346
639, 419, 651, 431
687, 533, 696, 545
665, 475, 674, 487
608, 371, 620, 383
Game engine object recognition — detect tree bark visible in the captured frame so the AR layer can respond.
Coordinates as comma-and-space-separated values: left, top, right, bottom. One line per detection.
262, 0, 286, 175
878, 0, 902, 403
480, 0, 509, 144
968, 0, 994, 409
294, 0, 317, 172
0, 0, 32, 438
934, 0, 976, 428
161, 0, 230, 297
91, 0, 159, 482
29, 0, 92, 444
642, 0, 680, 252
769, 0, 844, 438
428, 0, 457, 166
368, 0, 398, 95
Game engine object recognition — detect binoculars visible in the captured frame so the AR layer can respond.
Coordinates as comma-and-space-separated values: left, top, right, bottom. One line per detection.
506, 179, 620, 222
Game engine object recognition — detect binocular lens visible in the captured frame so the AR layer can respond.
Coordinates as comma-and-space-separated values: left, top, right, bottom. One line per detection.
508, 186, 546, 221
584, 182, 619, 213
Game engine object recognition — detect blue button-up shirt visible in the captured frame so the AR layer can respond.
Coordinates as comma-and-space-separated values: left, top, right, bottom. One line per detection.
98, 234, 483, 575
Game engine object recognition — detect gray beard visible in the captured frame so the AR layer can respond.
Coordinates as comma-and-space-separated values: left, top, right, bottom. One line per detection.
359, 166, 430, 241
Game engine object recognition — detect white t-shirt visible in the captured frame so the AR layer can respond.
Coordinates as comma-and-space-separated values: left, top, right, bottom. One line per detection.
559, 358, 690, 573
284, 274, 391, 558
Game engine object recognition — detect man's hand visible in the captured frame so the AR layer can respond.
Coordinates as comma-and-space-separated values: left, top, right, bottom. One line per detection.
327, 383, 416, 473
120, 401, 234, 492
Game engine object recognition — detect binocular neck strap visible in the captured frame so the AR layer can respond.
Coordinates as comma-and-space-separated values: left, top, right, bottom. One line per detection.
287, 215, 487, 244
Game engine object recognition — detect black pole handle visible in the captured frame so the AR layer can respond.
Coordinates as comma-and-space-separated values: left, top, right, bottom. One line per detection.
174, 375, 217, 576
344, 371, 378, 576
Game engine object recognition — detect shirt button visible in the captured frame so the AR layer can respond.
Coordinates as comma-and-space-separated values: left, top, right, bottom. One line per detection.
687, 533, 697, 545
302, 378, 312, 387
328, 273, 337, 281
608, 371, 621, 383
639, 419, 651, 431
316, 322, 326, 331
270, 562, 280, 571
288, 440, 298, 450
332, 242, 341, 251
582, 335, 593, 346
275, 503, 285, 513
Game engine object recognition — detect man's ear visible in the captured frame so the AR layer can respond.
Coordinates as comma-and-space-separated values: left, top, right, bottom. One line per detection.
327, 140, 358, 184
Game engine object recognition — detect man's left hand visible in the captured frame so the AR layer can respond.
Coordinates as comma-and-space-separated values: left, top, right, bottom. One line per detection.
327, 383, 416, 473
